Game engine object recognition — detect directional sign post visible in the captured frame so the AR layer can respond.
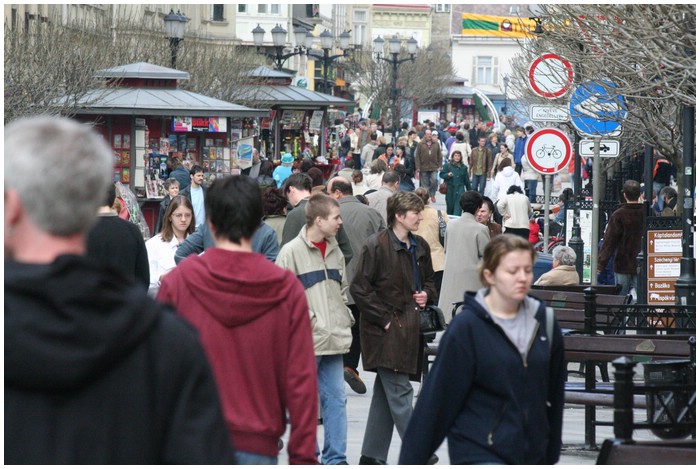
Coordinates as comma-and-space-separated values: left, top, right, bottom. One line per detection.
569, 80, 627, 136
579, 139, 620, 157
526, 128, 573, 253
528, 53, 575, 99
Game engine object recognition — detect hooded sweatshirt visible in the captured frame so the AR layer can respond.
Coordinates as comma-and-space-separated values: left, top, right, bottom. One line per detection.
4, 255, 233, 464
157, 249, 319, 464
399, 289, 566, 465
493, 165, 524, 202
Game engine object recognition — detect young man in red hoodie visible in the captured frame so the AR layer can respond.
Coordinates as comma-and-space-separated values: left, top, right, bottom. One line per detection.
158, 175, 319, 464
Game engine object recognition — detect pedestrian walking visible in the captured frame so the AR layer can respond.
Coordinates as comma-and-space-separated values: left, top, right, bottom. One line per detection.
158, 176, 319, 464
5, 115, 234, 464
439, 150, 470, 216
399, 234, 566, 465
276, 193, 355, 465
327, 177, 386, 395
350, 191, 439, 465
497, 185, 533, 240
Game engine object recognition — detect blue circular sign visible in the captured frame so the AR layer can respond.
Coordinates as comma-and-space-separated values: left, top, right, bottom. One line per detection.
569, 80, 627, 136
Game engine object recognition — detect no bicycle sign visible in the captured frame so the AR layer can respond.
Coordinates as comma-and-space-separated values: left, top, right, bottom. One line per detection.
525, 128, 573, 175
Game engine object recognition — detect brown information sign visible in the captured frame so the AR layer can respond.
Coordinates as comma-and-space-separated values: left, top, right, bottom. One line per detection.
646, 230, 682, 304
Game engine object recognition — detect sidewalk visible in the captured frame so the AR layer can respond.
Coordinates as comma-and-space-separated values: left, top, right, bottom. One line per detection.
278, 363, 656, 465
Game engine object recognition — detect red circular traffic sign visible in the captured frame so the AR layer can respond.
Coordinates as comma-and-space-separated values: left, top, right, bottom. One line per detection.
525, 128, 573, 174
528, 53, 575, 99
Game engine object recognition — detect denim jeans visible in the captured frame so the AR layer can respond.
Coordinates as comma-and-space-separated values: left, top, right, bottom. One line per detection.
471, 174, 487, 195
615, 273, 638, 303
525, 179, 538, 203
419, 171, 438, 196
316, 354, 347, 464
234, 451, 278, 465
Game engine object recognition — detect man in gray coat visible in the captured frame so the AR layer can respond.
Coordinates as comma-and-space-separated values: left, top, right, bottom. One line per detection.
366, 171, 400, 225
328, 176, 386, 395
438, 191, 491, 322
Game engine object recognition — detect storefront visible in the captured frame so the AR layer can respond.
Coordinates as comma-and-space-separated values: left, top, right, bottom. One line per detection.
241, 67, 354, 162
71, 62, 267, 234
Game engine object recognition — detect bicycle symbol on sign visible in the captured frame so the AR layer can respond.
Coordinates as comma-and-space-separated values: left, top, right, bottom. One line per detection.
535, 145, 563, 160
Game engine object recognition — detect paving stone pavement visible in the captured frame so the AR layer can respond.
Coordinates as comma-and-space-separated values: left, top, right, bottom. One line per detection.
278, 361, 658, 465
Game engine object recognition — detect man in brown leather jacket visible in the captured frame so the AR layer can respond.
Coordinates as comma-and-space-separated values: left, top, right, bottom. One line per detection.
350, 191, 438, 465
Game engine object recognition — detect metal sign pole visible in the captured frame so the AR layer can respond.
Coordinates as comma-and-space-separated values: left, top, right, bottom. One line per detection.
543, 175, 552, 253
590, 137, 601, 286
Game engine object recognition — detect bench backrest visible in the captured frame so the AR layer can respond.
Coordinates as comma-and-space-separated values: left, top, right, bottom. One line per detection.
597, 439, 696, 465
564, 335, 693, 363
530, 289, 626, 309
531, 284, 621, 295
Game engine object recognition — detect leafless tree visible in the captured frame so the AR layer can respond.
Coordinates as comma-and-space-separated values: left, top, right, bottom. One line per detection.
509, 4, 695, 193
4, 8, 271, 124
344, 44, 454, 125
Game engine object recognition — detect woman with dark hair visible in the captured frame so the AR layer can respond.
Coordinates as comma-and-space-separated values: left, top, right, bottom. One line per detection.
439, 150, 470, 216
307, 167, 326, 194
401, 234, 566, 465
496, 185, 533, 240
263, 186, 288, 245
256, 160, 276, 188
393, 164, 415, 192
476, 196, 503, 239
146, 195, 196, 296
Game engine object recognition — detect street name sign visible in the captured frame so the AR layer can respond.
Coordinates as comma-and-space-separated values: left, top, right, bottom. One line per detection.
529, 105, 570, 122
569, 80, 627, 136
647, 230, 682, 304
578, 139, 620, 158
528, 53, 575, 99
525, 128, 573, 174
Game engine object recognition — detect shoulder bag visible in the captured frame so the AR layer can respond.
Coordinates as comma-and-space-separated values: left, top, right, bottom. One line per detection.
410, 244, 446, 335
437, 210, 447, 246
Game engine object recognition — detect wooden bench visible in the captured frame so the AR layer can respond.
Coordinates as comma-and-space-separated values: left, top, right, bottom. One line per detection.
563, 335, 695, 449
531, 283, 621, 295
596, 353, 696, 464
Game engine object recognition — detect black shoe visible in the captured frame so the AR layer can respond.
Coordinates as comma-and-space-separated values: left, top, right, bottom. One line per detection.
359, 455, 386, 465
344, 366, 367, 394
428, 454, 439, 465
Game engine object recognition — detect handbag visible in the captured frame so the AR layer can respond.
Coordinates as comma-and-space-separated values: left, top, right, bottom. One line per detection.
437, 210, 446, 246
420, 304, 446, 334
438, 181, 448, 194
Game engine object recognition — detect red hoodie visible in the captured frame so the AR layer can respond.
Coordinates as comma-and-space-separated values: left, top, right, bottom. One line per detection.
158, 249, 318, 464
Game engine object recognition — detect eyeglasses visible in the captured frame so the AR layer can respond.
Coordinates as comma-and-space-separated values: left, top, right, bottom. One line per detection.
172, 213, 192, 219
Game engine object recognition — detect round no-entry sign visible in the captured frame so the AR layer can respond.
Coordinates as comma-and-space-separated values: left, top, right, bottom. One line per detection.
528, 53, 575, 99
525, 128, 573, 174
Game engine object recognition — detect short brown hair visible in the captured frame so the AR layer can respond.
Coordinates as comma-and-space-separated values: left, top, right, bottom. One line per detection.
478, 234, 536, 286
304, 193, 339, 227
386, 191, 424, 228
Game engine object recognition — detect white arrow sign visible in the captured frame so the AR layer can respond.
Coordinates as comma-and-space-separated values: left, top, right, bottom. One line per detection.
579, 139, 620, 157
529, 105, 570, 122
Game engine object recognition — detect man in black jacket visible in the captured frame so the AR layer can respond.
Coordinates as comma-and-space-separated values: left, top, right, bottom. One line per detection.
4, 116, 234, 464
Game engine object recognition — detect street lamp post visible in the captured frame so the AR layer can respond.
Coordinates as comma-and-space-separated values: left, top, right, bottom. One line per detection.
164, 10, 188, 69
317, 30, 351, 95
373, 35, 418, 143
252, 24, 313, 71
503, 74, 510, 118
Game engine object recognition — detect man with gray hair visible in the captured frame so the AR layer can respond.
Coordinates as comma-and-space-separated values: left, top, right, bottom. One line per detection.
366, 171, 401, 225
534, 245, 580, 286
5, 116, 233, 464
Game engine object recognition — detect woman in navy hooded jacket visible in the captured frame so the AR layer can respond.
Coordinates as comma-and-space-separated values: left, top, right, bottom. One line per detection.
399, 234, 566, 465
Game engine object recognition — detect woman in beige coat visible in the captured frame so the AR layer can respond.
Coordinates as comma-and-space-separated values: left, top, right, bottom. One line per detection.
414, 188, 448, 296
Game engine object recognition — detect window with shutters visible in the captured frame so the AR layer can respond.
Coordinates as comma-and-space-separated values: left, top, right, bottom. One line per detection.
473, 56, 499, 85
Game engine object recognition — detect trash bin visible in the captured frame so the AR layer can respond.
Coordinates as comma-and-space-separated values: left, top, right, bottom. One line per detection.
643, 359, 694, 439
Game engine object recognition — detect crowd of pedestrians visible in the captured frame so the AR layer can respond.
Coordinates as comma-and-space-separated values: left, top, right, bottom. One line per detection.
18, 114, 665, 465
